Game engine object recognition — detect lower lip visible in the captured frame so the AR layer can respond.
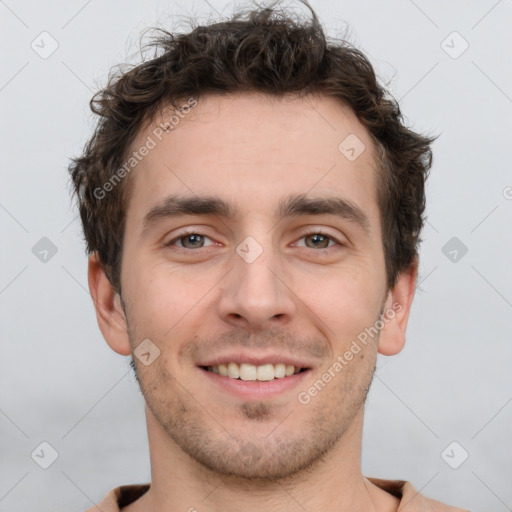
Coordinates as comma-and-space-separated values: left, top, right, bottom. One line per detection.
198, 367, 311, 400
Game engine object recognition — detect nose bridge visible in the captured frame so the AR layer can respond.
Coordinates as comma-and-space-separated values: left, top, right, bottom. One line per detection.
218, 233, 295, 329
237, 247, 278, 301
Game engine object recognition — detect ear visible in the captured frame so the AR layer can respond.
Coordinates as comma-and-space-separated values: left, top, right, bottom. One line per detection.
377, 257, 418, 356
88, 252, 131, 356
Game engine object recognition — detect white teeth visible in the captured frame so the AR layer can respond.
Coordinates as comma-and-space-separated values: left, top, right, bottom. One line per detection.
240, 363, 257, 381
228, 362, 240, 379
274, 363, 286, 378
256, 364, 274, 381
206, 362, 305, 381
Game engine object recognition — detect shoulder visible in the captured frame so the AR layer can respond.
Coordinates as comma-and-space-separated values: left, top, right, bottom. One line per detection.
85, 484, 150, 512
367, 477, 469, 511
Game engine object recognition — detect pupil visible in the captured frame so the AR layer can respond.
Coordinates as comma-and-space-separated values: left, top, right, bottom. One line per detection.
308, 234, 328, 248
185, 234, 203, 248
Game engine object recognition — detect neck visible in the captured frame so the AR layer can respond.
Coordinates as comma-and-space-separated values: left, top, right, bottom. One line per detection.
125, 406, 399, 512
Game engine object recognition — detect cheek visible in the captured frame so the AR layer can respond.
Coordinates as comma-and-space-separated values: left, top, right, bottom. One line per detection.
124, 257, 220, 343
299, 265, 384, 347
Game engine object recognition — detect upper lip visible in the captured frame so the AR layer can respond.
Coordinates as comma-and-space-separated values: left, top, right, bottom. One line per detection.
197, 352, 314, 369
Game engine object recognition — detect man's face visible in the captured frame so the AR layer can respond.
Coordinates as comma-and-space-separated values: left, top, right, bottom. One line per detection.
118, 92, 389, 479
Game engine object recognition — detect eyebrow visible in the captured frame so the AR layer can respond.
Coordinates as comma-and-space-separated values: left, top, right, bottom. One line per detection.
141, 193, 371, 235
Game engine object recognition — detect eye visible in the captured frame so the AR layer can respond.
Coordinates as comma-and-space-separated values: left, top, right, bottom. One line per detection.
167, 232, 216, 249
296, 232, 340, 249
165, 230, 342, 252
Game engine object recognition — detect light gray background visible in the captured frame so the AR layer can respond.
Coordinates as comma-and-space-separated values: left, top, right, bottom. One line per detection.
1, 0, 511, 511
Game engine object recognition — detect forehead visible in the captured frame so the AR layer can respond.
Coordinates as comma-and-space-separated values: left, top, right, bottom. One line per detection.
125, 92, 380, 226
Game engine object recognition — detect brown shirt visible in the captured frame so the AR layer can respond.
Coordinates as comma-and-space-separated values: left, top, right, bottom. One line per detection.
85, 478, 469, 511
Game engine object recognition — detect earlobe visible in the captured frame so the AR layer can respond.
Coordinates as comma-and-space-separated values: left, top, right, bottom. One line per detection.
377, 258, 418, 356
87, 252, 132, 356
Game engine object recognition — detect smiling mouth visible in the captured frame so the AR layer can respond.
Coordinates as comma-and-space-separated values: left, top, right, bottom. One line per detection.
201, 363, 310, 381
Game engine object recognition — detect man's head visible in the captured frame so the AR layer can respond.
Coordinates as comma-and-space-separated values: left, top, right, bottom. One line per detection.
69, 1, 434, 296
70, 1, 434, 482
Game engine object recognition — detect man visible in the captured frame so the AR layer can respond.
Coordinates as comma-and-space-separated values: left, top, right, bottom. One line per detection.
68, 1, 468, 510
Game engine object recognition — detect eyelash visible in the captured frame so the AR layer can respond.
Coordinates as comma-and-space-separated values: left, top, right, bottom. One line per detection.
165, 229, 343, 252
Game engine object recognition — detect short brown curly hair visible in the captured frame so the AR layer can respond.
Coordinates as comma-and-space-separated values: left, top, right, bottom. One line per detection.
68, 0, 435, 294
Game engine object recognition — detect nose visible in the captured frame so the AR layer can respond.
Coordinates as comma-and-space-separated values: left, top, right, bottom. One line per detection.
217, 243, 296, 332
